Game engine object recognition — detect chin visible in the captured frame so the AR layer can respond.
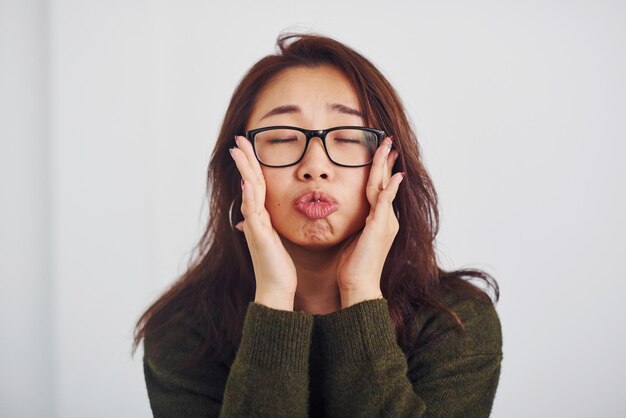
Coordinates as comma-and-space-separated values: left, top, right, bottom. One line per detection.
285, 232, 342, 251
281, 221, 362, 251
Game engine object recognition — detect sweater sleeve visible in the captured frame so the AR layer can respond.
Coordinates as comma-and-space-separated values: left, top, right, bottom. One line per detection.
315, 296, 502, 417
143, 302, 314, 417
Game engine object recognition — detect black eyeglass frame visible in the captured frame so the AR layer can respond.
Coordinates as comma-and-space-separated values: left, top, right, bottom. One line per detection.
243, 125, 387, 168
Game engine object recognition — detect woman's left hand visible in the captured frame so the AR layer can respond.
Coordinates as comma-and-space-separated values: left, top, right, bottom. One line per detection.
336, 136, 404, 308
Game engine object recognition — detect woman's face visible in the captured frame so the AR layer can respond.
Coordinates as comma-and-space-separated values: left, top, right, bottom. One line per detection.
246, 65, 371, 250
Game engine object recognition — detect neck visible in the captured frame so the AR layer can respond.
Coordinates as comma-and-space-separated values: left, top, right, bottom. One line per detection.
281, 237, 342, 315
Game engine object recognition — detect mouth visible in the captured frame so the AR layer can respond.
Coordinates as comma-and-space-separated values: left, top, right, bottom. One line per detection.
294, 190, 339, 219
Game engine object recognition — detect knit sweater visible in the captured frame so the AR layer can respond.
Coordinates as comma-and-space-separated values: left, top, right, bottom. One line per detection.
143, 290, 502, 417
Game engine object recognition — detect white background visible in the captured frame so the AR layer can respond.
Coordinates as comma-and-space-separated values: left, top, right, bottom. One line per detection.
1, 0, 625, 417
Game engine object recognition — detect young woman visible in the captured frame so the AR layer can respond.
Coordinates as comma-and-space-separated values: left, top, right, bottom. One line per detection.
133, 33, 502, 417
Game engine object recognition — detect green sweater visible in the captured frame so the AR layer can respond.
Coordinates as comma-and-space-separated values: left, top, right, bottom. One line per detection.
143, 292, 502, 417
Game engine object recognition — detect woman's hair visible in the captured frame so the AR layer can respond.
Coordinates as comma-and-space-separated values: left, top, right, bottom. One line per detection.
132, 32, 499, 368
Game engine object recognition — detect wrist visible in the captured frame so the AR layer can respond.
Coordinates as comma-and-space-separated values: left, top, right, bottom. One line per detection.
339, 287, 383, 309
254, 289, 295, 311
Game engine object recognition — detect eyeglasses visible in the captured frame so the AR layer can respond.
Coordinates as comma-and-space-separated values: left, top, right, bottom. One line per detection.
244, 126, 386, 168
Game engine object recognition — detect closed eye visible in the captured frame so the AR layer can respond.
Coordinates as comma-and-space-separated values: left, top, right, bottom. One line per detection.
334, 138, 361, 144
268, 138, 298, 143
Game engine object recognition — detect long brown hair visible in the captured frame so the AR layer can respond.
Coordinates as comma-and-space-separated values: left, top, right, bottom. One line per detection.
132, 32, 499, 368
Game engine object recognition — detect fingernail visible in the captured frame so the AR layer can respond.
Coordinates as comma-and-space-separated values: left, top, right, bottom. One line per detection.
401, 172, 406, 179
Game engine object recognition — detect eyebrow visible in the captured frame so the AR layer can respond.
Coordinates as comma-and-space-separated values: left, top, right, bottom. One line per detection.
259, 103, 363, 121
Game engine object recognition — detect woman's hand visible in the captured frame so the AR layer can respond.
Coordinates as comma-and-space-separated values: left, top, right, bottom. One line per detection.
230, 135, 298, 311
336, 136, 404, 308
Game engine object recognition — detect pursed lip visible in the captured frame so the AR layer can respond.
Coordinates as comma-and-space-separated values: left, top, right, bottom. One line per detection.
293, 190, 339, 205
293, 190, 340, 219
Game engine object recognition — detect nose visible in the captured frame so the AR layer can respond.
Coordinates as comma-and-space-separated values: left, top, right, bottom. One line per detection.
296, 136, 333, 180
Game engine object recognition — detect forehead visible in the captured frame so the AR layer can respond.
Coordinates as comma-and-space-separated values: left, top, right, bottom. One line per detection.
247, 65, 363, 127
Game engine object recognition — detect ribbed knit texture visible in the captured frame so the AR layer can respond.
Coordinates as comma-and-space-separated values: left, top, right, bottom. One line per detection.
316, 298, 398, 365
236, 302, 313, 373
143, 293, 503, 417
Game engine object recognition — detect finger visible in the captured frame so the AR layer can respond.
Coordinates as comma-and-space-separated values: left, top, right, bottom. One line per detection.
382, 146, 389, 189
372, 171, 404, 223
234, 135, 264, 181
240, 176, 260, 218
386, 150, 398, 183
230, 146, 265, 212
239, 179, 270, 242
366, 137, 393, 206
383, 137, 397, 188
235, 135, 267, 210
239, 178, 273, 240
230, 146, 258, 184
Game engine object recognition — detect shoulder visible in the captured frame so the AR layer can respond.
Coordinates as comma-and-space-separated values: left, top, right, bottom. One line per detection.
402, 283, 503, 413
143, 315, 206, 374
411, 283, 502, 358
143, 315, 231, 399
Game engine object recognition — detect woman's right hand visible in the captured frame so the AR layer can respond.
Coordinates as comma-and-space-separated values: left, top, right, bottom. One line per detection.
229, 135, 298, 311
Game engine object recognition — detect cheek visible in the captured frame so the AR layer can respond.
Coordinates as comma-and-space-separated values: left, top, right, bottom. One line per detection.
348, 169, 371, 217
261, 169, 288, 214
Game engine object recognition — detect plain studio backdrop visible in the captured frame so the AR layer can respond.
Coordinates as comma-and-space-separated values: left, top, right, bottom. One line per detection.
1, 0, 625, 417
